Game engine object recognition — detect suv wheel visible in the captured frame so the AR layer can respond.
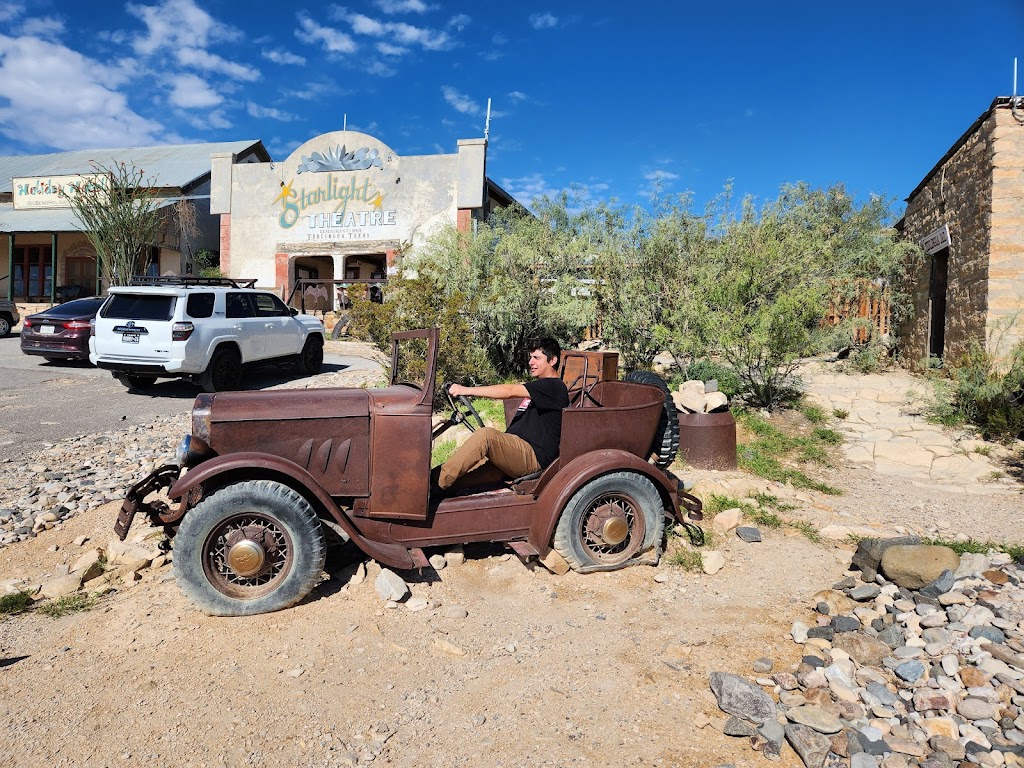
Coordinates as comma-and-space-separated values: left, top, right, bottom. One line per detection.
200, 348, 242, 392
174, 480, 326, 616
0, 315, 10, 337
116, 374, 157, 391
298, 336, 324, 376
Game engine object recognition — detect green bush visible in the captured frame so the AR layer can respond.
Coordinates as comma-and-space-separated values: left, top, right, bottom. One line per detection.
675, 360, 742, 398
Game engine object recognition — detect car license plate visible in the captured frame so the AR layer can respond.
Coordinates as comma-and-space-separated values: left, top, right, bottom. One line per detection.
122, 332, 140, 344
40, 325, 55, 335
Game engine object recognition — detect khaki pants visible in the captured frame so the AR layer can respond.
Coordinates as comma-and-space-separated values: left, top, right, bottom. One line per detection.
438, 427, 541, 490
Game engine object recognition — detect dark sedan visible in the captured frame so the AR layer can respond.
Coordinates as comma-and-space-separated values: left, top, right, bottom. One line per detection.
20, 297, 105, 362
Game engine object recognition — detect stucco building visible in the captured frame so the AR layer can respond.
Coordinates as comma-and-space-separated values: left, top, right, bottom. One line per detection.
899, 97, 1024, 364
210, 129, 514, 310
1, 140, 268, 302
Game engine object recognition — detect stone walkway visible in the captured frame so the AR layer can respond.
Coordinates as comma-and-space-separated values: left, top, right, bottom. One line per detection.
802, 362, 1019, 496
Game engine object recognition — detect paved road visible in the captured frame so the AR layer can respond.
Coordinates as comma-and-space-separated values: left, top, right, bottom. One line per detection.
0, 333, 382, 463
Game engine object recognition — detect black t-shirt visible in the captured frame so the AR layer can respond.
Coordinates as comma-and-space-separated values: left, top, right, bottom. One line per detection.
507, 377, 570, 468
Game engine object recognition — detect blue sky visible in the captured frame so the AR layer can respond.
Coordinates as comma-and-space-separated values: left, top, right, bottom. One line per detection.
0, 0, 1021, 216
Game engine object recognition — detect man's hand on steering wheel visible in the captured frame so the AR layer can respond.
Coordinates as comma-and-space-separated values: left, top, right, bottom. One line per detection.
443, 382, 485, 432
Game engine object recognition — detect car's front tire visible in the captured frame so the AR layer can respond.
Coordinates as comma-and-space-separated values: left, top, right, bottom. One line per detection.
298, 335, 324, 376
0, 316, 11, 337
174, 480, 326, 616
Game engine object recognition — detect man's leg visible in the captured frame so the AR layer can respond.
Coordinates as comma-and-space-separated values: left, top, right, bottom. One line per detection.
438, 427, 541, 490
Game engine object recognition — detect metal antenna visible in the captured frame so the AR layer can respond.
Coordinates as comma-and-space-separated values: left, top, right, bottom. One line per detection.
1014, 58, 1018, 101
343, 113, 347, 132
484, 98, 492, 141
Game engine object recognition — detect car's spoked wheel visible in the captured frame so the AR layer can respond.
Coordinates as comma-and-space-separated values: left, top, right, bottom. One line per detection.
578, 493, 646, 565
203, 514, 294, 600
553, 472, 665, 572
175, 480, 325, 615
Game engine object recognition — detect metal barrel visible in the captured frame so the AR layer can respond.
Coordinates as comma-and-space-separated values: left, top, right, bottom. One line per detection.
677, 410, 737, 470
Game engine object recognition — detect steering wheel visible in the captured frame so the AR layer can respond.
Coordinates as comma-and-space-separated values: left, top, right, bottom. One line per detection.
443, 383, 485, 432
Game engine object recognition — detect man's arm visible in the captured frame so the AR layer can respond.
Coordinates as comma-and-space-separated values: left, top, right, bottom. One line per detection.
448, 383, 529, 400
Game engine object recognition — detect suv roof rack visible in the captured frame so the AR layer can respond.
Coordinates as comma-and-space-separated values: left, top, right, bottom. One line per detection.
129, 275, 258, 289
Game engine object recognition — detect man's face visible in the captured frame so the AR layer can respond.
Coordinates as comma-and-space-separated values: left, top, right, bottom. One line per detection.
528, 349, 558, 378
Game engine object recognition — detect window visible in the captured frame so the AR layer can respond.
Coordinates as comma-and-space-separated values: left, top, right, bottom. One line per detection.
102, 294, 176, 320
252, 293, 290, 317
45, 298, 105, 318
12, 245, 52, 299
186, 293, 216, 318
226, 293, 254, 318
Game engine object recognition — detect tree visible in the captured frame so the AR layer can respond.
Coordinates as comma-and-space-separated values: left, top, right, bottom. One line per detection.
63, 162, 162, 287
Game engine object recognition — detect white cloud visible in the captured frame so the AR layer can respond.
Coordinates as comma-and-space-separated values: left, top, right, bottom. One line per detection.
644, 170, 679, 182
247, 102, 296, 122
507, 90, 527, 103
0, 33, 162, 150
0, 2, 24, 22
332, 9, 454, 52
376, 42, 407, 56
19, 15, 64, 40
441, 85, 479, 115
176, 47, 260, 81
373, 0, 433, 13
296, 13, 357, 54
500, 173, 559, 204
168, 73, 222, 108
262, 49, 306, 66
448, 14, 470, 28
127, 0, 241, 55
529, 12, 558, 30
366, 60, 396, 76
181, 107, 230, 130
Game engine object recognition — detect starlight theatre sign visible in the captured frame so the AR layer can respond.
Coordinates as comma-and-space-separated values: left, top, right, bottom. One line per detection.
271, 144, 398, 242
12, 173, 109, 210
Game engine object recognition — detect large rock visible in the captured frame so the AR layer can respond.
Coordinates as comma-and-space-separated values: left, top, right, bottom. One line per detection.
852, 536, 921, 582
672, 389, 705, 414
880, 545, 960, 590
70, 549, 104, 581
40, 573, 83, 599
785, 723, 832, 768
704, 391, 729, 412
786, 705, 844, 734
374, 569, 409, 601
712, 508, 742, 536
709, 671, 776, 724
832, 633, 890, 667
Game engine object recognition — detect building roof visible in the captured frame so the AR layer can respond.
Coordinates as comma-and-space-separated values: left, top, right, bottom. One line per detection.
904, 97, 1012, 203
0, 140, 269, 195
0, 197, 181, 234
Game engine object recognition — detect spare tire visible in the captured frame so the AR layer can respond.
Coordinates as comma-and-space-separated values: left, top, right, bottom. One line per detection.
623, 371, 680, 469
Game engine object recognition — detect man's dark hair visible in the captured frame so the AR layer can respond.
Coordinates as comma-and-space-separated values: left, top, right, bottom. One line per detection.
530, 337, 561, 368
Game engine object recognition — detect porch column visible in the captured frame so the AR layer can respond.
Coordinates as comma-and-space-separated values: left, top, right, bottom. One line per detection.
50, 232, 57, 303
5, 233, 13, 301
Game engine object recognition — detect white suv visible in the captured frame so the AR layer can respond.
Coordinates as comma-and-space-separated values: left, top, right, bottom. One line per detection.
90, 277, 325, 392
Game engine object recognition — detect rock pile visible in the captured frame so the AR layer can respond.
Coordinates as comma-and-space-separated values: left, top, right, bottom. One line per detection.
673, 379, 730, 414
709, 539, 1024, 768
0, 416, 184, 549
2, 526, 171, 600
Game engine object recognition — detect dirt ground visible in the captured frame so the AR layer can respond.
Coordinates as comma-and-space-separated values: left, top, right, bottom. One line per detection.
1, 368, 1021, 768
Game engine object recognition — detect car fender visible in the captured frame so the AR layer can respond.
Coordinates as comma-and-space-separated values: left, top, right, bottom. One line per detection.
168, 452, 416, 570
200, 333, 245, 365
528, 450, 680, 555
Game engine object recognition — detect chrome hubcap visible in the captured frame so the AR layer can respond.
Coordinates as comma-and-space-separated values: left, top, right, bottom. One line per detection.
226, 539, 266, 577
601, 516, 629, 545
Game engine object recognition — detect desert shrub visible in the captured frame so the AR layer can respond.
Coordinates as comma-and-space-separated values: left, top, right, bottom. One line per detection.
943, 338, 1024, 441
676, 360, 742, 398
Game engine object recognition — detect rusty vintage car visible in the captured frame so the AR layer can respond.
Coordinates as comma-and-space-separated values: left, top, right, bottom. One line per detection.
116, 328, 703, 616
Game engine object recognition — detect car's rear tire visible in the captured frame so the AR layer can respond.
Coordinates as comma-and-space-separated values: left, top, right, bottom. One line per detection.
200, 347, 242, 392
623, 371, 680, 469
116, 374, 157, 390
174, 480, 326, 616
0, 316, 11, 337
298, 335, 324, 376
553, 472, 665, 571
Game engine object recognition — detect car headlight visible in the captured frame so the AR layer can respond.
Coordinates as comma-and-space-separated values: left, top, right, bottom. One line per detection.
174, 434, 213, 468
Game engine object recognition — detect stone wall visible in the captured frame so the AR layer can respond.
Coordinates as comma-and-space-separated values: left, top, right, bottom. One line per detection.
901, 109, 995, 366
987, 105, 1024, 360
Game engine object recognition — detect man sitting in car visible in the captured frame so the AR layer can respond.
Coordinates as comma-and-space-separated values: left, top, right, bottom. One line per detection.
436, 337, 569, 493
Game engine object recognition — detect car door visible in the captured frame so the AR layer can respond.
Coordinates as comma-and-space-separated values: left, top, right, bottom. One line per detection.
253, 292, 302, 357
225, 292, 264, 360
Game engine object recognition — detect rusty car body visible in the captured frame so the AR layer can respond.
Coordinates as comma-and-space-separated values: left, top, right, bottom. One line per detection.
117, 328, 702, 615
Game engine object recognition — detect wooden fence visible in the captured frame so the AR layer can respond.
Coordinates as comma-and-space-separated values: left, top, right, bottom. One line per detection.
823, 280, 891, 344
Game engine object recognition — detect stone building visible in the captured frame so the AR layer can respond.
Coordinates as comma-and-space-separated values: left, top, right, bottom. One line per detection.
210, 129, 515, 311
899, 97, 1024, 365
1, 140, 268, 302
